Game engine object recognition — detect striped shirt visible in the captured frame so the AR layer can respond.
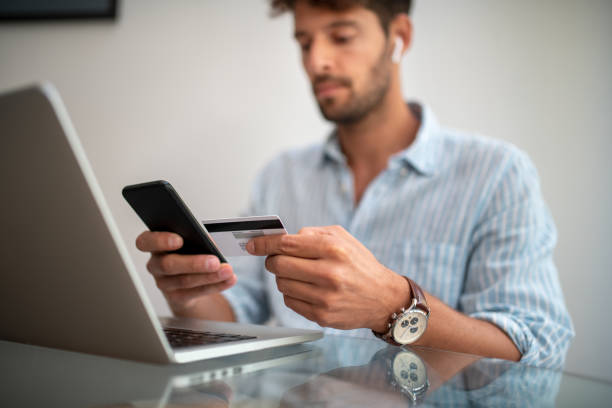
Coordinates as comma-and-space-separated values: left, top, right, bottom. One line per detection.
223, 103, 574, 369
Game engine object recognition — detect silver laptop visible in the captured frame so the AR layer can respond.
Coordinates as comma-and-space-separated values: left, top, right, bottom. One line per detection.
0, 83, 322, 364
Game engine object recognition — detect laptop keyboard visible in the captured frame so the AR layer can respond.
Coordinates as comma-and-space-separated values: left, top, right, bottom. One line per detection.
164, 327, 256, 349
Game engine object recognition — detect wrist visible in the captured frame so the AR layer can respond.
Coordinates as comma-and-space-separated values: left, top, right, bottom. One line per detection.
371, 271, 413, 333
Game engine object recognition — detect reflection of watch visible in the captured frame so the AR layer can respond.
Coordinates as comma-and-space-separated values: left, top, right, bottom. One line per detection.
373, 277, 430, 345
390, 349, 429, 403
372, 347, 429, 404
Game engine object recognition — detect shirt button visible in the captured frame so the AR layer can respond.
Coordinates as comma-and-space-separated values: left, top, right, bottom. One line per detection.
399, 167, 408, 176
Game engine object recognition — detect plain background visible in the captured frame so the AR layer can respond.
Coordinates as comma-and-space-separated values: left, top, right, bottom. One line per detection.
0, 0, 610, 382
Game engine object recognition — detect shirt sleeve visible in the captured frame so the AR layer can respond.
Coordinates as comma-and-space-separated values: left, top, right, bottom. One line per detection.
221, 169, 272, 325
222, 256, 269, 324
459, 148, 574, 370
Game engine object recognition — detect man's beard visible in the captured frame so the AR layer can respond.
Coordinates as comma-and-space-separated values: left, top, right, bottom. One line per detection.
313, 45, 392, 125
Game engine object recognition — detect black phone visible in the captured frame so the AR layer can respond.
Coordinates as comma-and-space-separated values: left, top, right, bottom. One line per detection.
122, 180, 227, 263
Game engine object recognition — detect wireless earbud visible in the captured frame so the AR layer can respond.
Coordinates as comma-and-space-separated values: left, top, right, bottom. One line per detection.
391, 37, 404, 64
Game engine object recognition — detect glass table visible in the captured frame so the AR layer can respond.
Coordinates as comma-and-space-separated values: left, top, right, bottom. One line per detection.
1, 335, 610, 407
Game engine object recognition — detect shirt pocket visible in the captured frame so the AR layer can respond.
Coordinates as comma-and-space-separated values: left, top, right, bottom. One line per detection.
399, 242, 468, 309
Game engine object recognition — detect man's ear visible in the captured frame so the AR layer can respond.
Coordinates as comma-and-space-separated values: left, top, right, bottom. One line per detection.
389, 14, 413, 62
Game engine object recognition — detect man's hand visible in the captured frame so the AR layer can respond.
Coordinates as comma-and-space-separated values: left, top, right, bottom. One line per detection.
246, 225, 411, 332
136, 231, 237, 315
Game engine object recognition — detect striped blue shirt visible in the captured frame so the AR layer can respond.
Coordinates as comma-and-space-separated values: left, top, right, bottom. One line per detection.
223, 104, 574, 369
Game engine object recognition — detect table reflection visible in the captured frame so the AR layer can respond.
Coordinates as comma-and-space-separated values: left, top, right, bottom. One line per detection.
278, 342, 562, 407
144, 337, 563, 408
0, 335, 575, 408
105, 381, 231, 408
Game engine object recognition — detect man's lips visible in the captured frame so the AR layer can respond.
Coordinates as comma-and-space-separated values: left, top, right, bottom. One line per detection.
314, 81, 346, 98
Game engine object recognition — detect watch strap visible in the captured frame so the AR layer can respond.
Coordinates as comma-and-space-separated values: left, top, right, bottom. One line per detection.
373, 277, 429, 346
407, 277, 429, 315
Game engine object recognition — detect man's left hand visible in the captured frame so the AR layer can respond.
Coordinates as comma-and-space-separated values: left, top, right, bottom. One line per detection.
246, 225, 411, 332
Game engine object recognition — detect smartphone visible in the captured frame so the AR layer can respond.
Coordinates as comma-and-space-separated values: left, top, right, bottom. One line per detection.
122, 180, 227, 263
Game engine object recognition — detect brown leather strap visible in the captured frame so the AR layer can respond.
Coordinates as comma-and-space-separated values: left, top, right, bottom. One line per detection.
374, 324, 402, 346
405, 277, 429, 315
373, 277, 429, 345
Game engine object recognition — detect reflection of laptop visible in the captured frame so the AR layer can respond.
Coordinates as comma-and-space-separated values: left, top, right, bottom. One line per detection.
0, 83, 322, 364
0, 339, 320, 407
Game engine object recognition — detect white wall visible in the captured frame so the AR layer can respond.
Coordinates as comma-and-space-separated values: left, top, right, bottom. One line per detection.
1, 0, 610, 382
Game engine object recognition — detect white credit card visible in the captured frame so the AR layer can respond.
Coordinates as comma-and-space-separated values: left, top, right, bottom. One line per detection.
202, 215, 287, 257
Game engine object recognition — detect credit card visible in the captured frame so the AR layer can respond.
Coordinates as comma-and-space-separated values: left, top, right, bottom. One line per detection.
202, 215, 287, 257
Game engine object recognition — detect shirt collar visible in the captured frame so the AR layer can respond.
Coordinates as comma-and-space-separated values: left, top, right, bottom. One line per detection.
321, 103, 442, 176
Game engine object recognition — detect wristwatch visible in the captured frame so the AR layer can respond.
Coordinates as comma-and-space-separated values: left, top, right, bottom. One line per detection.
373, 277, 430, 345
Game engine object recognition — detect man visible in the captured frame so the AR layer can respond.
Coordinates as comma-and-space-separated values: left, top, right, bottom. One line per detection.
136, 0, 573, 369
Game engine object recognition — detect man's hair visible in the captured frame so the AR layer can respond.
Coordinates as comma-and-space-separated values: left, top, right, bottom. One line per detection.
270, 0, 413, 33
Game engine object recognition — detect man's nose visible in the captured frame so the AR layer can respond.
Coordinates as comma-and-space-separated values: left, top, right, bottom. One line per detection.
305, 39, 334, 76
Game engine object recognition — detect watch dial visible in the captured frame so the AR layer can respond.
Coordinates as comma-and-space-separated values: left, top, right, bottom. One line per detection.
392, 350, 427, 391
392, 310, 427, 344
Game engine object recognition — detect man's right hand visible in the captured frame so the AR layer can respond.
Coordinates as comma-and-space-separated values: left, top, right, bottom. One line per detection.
136, 231, 237, 315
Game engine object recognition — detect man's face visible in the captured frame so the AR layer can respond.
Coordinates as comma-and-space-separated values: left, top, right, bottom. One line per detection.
293, 1, 393, 124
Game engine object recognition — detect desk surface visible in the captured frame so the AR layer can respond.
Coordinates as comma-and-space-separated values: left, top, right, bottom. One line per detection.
1, 335, 610, 407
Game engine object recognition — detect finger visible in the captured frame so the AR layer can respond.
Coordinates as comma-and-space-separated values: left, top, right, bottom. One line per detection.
136, 231, 183, 253
282, 295, 318, 323
147, 253, 222, 277
165, 274, 237, 304
265, 255, 329, 285
156, 265, 235, 291
275, 276, 325, 306
247, 233, 330, 258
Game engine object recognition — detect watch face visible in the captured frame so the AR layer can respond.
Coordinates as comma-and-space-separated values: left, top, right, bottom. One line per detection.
391, 350, 428, 395
392, 309, 427, 345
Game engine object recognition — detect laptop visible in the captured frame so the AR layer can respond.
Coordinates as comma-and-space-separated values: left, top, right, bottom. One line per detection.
0, 83, 322, 364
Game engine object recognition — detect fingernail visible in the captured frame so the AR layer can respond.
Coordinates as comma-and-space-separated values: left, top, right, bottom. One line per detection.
246, 240, 254, 254
206, 257, 220, 270
169, 236, 181, 248
219, 267, 232, 279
